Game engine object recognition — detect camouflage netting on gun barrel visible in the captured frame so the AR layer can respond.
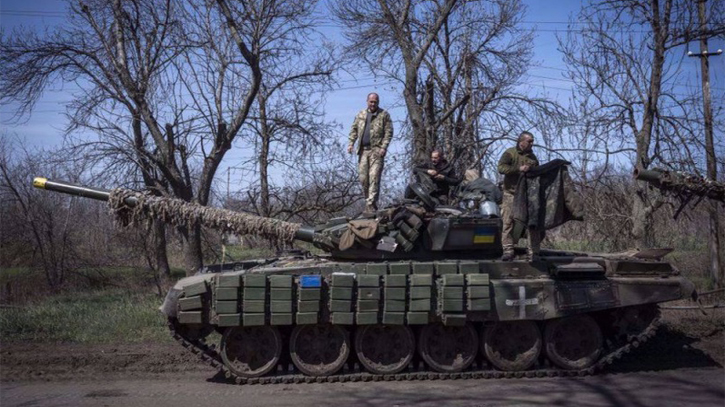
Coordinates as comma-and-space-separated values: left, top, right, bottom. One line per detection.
657, 170, 725, 202
108, 188, 301, 244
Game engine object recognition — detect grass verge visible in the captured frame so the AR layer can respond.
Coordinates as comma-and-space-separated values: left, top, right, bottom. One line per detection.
0, 289, 170, 344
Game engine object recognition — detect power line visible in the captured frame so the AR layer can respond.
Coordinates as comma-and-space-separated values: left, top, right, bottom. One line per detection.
525, 72, 725, 94
0, 9, 702, 35
534, 65, 569, 73
1, 11, 66, 18
2, 9, 65, 14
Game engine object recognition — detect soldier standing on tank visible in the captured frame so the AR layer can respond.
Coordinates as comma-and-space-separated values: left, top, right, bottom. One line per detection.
347, 93, 393, 212
497, 131, 540, 261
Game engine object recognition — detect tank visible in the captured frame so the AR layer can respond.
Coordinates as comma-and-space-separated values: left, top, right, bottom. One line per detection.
33, 176, 695, 383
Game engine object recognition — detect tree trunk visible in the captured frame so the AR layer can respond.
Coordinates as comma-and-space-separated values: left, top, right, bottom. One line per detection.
258, 90, 271, 217
631, 188, 655, 249
631, 0, 668, 250
697, 0, 722, 287
424, 76, 436, 157
402, 66, 426, 163
180, 223, 203, 276
153, 220, 171, 277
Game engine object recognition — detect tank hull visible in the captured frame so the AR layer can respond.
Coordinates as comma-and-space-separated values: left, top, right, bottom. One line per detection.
162, 250, 693, 382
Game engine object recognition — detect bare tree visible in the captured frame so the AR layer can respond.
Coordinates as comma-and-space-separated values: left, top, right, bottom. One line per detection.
421, 0, 564, 174
559, 0, 725, 249
233, 1, 338, 218
332, 0, 460, 163
2, 0, 197, 275
0, 137, 91, 288
235, 140, 361, 224
1, 0, 327, 275
693, 0, 723, 286
332, 0, 561, 169
247, 82, 341, 218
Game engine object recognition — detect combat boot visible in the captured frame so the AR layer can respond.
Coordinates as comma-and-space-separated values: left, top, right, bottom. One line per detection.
501, 244, 515, 261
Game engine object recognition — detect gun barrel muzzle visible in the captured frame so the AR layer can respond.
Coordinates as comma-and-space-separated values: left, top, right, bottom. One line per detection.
32, 177, 138, 206
633, 168, 665, 183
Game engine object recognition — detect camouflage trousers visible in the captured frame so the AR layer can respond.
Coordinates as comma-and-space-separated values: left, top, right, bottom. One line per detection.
501, 191, 541, 255
358, 148, 385, 208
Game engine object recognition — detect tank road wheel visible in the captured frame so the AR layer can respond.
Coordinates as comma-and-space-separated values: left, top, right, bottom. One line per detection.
419, 322, 478, 373
355, 325, 415, 375
220, 326, 282, 378
290, 324, 350, 376
544, 314, 603, 370
483, 321, 542, 371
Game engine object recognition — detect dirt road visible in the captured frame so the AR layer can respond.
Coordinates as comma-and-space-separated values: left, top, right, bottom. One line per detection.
2, 310, 723, 407
2, 367, 724, 407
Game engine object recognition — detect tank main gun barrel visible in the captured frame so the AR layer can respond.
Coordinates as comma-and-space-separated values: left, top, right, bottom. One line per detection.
32, 177, 319, 244
632, 168, 664, 186
633, 168, 724, 203
33, 177, 138, 205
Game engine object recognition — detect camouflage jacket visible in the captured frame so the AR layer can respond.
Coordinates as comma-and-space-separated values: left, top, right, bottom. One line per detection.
497, 146, 539, 193
512, 159, 583, 238
348, 108, 393, 155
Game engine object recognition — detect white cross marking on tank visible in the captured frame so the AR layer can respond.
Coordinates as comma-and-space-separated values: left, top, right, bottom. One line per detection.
505, 286, 539, 319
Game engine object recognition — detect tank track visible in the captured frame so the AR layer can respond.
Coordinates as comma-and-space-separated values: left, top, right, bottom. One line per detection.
167, 310, 661, 385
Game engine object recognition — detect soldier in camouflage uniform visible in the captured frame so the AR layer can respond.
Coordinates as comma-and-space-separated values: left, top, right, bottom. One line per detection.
413, 150, 461, 205
348, 93, 394, 212
497, 131, 540, 261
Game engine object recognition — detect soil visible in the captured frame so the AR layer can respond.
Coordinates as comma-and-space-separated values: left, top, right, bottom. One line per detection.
1, 309, 722, 383
0, 341, 209, 382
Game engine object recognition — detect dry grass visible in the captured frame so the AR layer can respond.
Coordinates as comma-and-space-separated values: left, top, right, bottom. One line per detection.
0, 267, 173, 344
0, 289, 170, 344
659, 289, 725, 366
662, 289, 725, 336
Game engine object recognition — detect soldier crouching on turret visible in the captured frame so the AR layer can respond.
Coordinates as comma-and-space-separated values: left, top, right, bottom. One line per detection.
412, 150, 461, 205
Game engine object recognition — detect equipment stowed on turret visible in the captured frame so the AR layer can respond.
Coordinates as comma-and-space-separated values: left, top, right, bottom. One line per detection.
33, 174, 695, 384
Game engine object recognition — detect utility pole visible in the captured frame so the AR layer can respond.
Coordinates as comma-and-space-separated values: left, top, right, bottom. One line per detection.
688, 0, 723, 286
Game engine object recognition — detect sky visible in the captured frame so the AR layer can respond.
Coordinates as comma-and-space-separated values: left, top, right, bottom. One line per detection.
1, 0, 723, 194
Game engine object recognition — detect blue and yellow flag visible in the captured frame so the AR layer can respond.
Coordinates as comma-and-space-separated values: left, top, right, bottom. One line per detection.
473, 227, 496, 244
